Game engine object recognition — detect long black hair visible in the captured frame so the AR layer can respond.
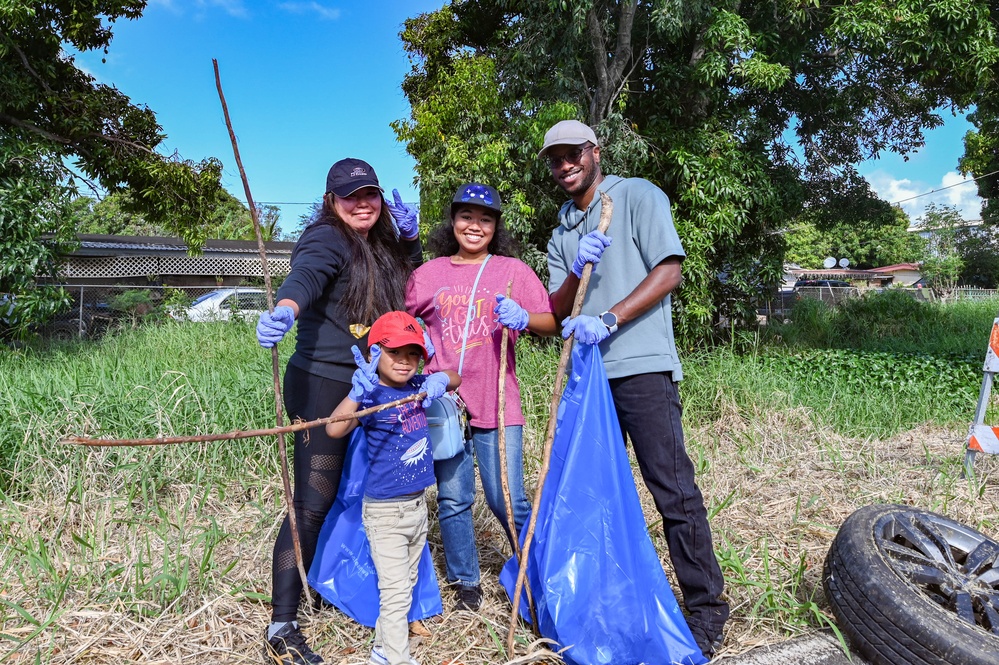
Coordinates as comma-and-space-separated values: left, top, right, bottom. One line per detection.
309, 195, 412, 324
426, 207, 521, 259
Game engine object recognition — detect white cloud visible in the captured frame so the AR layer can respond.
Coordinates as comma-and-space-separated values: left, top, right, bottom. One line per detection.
199, 0, 249, 18
146, 0, 248, 17
278, 2, 341, 20
865, 169, 982, 223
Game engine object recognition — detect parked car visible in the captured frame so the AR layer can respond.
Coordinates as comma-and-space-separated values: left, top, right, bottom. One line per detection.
169, 288, 268, 322
2, 292, 118, 342
46, 302, 116, 341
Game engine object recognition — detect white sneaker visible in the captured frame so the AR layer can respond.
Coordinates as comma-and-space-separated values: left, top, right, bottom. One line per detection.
368, 646, 419, 665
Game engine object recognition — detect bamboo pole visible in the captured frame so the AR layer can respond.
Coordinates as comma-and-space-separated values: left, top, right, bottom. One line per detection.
60, 392, 425, 447
506, 191, 613, 655
497, 281, 517, 555
496, 282, 538, 628
212, 59, 307, 593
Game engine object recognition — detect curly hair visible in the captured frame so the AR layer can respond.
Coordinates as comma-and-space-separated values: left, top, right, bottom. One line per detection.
426, 208, 521, 259
305, 195, 412, 324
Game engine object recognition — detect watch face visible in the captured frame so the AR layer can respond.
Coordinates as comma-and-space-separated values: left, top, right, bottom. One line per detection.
601, 311, 617, 327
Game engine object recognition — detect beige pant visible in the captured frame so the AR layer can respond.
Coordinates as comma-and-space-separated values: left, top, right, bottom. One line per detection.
363, 493, 428, 665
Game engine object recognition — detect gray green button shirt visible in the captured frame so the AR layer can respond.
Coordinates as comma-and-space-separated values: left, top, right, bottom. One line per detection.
547, 175, 686, 381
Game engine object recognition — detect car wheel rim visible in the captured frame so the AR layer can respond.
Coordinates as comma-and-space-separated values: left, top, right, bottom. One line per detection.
874, 509, 999, 635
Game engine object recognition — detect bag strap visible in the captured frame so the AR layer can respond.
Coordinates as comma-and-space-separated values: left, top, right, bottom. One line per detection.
457, 254, 491, 376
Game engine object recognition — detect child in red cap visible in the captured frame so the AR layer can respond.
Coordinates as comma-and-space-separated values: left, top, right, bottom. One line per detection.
326, 311, 460, 665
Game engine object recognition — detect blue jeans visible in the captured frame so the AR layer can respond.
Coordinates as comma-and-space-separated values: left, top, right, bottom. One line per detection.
433, 425, 531, 586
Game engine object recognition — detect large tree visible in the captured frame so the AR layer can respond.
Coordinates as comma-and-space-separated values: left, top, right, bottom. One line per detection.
1, 1, 225, 309
395, 0, 999, 340
916, 203, 966, 300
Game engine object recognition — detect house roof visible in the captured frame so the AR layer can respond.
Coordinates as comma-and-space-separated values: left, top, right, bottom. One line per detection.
790, 268, 891, 281
867, 263, 921, 273
69, 234, 294, 258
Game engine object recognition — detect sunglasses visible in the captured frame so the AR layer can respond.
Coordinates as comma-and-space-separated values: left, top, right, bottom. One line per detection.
546, 144, 594, 169
458, 184, 494, 206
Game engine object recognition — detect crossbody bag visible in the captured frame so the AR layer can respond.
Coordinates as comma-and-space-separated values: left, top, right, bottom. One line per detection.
426, 254, 491, 460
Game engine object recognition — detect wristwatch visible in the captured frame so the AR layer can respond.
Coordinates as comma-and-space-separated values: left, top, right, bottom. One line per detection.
599, 310, 619, 334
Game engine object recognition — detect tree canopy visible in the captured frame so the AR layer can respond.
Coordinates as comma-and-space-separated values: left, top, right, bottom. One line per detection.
1, 1, 226, 300
785, 207, 926, 270
395, 0, 999, 340
68, 191, 283, 241
916, 203, 966, 299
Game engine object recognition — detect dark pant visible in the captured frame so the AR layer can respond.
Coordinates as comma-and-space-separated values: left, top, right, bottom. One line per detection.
270, 363, 351, 622
608, 371, 729, 644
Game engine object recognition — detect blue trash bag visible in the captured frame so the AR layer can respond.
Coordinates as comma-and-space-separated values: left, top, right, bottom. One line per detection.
500, 343, 707, 665
308, 428, 443, 627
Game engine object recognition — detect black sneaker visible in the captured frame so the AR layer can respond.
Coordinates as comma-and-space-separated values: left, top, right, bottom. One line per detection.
265, 623, 325, 664
454, 584, 482, 611
692, 631, 723, 659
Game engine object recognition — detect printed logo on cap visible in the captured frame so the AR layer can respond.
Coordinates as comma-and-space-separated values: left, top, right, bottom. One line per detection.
350, 167, 368, 177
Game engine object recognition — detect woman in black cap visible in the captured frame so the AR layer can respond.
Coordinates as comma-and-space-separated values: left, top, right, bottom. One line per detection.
256, 158, 421, 664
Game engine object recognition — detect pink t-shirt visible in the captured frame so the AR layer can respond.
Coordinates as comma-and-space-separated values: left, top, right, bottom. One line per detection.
405, 255, 554, 428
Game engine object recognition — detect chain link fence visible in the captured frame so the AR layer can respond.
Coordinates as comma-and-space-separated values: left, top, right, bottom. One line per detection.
6, 284, 270, 342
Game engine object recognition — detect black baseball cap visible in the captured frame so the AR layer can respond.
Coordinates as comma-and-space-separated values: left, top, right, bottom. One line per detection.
326, 158, 384, 197
450, 182, 502, 219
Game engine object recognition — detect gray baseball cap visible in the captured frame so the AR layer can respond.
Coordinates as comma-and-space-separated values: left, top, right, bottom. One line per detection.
538, 120, 600, 159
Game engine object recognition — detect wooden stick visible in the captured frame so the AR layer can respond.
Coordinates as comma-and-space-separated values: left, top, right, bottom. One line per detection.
496, 282, 539, 628
60, 392, 425, 447
213, 59, 307, 594
506, 191, 613, 655
497, 281, 517, 555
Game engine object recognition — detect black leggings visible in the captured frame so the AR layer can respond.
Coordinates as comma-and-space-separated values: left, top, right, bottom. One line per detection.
270, 363, 351, 622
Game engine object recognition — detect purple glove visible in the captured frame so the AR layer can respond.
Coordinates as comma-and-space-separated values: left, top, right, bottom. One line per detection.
348, 344, 381, 401
385, 188, 419, 240
562, 315, 611, 345
572, 230, 612, 278
423, 329, 436, 360
494, 294, 529, 331
256, 305, 295, 348
421, 372, 450, 407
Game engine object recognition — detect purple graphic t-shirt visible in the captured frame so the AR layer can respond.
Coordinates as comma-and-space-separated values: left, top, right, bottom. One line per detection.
405, 255, 553, 428
358, 376, 435, 500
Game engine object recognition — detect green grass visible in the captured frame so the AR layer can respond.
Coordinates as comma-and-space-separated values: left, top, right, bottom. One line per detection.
0, 320, 288, 495
770, 289, 999, 356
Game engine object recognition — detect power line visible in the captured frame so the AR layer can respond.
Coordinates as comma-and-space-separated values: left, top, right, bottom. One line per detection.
891, 168, 999, 205
244, 167, 999, 209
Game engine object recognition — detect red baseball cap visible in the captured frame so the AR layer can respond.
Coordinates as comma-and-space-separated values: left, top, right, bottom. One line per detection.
368, 311, 428, 360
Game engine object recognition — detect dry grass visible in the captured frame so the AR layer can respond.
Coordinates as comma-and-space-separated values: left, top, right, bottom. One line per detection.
3, 405, 999, 664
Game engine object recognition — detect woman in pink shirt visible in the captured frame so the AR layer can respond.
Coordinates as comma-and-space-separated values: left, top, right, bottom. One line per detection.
405, 183, 556, 611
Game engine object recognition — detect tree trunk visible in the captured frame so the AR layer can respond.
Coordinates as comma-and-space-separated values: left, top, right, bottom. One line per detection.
587, 0, 638, 126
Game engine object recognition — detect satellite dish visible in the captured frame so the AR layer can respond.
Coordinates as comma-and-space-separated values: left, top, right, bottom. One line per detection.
839, 258, 850, 268
823, 257, 836, 269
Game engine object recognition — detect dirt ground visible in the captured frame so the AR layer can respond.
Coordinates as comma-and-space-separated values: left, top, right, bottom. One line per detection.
3, 415, 998, 664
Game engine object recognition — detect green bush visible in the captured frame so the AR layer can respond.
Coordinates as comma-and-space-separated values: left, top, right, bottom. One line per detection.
770, 291, 999, 357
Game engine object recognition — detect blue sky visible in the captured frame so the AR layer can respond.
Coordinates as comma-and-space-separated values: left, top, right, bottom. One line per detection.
74, 0, 984, 235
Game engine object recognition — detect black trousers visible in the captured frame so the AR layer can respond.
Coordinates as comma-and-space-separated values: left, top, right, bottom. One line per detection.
608, 371, 729, 644
270, 363, 351, 622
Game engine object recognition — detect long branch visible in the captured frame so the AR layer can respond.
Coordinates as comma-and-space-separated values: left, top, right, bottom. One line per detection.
61, 392, 425, 447
506, 191, 614, 655
213, 58, 307, 594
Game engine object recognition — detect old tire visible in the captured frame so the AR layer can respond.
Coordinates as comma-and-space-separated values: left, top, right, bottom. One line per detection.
823, 504, 999, 665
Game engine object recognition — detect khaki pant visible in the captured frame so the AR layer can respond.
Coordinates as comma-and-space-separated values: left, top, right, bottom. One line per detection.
363, 494, 428, 665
